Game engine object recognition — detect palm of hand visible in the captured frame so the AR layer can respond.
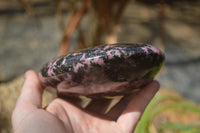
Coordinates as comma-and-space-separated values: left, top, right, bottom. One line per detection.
45, 98, 125, 133
12, 70, 159, 133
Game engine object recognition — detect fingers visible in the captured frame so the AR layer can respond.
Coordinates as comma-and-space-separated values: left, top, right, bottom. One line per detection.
16, 70, 43, 110
105, 94, 135, 121
117, 81, 160, 133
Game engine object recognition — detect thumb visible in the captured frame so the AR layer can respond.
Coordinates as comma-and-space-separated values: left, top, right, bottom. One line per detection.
17, 70, 43, 109
12, 70, 43, 132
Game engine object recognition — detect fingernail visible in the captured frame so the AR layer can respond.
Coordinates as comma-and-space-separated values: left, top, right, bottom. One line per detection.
24, 70, 30, 79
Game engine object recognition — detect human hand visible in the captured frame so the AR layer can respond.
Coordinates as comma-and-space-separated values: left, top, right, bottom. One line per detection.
12, 70, 159, 133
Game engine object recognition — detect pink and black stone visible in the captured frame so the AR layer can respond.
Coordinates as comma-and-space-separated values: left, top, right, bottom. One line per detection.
39, 43, 165, 98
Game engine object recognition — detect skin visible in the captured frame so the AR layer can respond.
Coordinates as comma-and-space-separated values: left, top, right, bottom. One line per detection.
12, 70, 160, 133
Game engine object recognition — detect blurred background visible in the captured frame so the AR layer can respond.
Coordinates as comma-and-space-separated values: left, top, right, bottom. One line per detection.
0, 0, 200, 132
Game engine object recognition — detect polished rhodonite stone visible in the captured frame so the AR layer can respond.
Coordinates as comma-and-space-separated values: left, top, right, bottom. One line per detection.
39, 43, 165, 98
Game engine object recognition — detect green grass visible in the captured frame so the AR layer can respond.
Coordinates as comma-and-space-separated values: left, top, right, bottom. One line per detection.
135, 94, 200, 133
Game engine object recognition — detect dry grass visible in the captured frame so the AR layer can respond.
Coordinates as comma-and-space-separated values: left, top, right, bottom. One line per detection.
0, 75, 56, 133
0, 76, 199, 133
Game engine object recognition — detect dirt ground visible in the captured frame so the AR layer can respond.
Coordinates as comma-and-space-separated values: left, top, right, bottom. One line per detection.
0, 0, 200, 132
0, 0, 199, 102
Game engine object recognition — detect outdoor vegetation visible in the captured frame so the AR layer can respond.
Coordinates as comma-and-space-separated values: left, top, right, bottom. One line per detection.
0, 0, 199, 133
